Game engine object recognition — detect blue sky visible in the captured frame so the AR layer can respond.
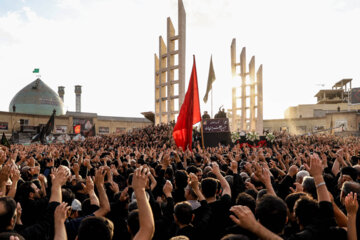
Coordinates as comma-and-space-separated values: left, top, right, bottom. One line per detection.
0, 0, 59, 18
0, 0, 360, 120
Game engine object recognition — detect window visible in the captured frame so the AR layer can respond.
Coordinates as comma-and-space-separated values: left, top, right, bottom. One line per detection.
99, 127, 109, 134
20, 119, 29, 126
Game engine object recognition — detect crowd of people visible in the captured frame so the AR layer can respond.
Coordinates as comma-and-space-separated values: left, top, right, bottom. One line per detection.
0, 123, 359, 240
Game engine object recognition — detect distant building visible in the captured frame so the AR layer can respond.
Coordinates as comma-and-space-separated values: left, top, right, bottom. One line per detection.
263, 79, 360, 135
0, 78, 152, 139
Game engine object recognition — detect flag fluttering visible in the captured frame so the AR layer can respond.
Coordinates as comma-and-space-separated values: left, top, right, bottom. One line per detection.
172, 56, 201, 151
33, 68, 39, 73
203, 56, 216, 103
1, 133, 10, 148
32, 110, 55, 143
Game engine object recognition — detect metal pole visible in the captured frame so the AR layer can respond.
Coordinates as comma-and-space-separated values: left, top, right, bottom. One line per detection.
211, 88, 213, 118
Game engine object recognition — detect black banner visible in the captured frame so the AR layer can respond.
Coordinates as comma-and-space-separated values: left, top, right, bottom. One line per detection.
202, 118, 231, 147
203, 119, 230, 133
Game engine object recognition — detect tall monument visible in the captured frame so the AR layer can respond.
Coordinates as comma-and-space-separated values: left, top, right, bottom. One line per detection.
230, 39, 263, 134
154, 0, 186, 125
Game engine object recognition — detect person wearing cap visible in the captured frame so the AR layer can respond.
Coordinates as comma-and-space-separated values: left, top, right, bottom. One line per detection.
69, 199, 82, 219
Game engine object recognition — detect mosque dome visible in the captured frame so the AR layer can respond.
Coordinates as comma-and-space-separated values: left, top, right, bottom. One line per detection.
9, 78, 64, 116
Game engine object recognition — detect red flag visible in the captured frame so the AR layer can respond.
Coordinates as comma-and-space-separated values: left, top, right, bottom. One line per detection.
173, 56, 201, 150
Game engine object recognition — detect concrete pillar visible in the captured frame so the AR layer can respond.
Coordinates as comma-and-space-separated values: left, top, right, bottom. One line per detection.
58, 86, 65, 102
154, 0, 186, 125
178, 0, 186, 108
249, 56, 256, 131
256, 65, 263, 134
231, 39, 264, 133
167, 17, 175, 122
240, 47, 247, 131
74, 85, 82, 113
232, 87, 237, 132
231, 39, 236, 77
155, 54, 160, 124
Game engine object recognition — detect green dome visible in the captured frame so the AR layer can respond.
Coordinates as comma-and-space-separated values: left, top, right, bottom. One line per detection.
9, 79, 64, 116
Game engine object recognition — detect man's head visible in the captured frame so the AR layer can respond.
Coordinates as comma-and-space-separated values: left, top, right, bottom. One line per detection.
0, 197, 17, 232
296, 170, 309, 184
255, 195, 287, 234
17, 181, 41, 201
339, 167, 358, 187
201, 177, 219, 199
174, 170, 188, 189
77, 216, 114, 240
302, 176, 316, 199
340, 181, 360, 205
127, 210, 139, 236
174, 201, 194, 226
236, 192, 256, 214
285, 192, 306, 222
294, 195, 318, 228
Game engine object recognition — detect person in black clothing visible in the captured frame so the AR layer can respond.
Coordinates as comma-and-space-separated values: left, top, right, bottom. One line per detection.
173, 202, 195, 239
0, 197, 18, 232
255, 195, 288, 236
199, 162, 232, 240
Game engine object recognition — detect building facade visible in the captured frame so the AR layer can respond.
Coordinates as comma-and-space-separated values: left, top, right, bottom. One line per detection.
264, 79, 360, 135
0, 111, 152, 137
1, 78, 152, 138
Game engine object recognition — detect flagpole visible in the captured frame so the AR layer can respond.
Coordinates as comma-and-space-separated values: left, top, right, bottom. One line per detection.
200, 120, 205, 150
211, 88, 213, 118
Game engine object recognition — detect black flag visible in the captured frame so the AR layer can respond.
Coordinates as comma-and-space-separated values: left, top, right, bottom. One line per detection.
1, 132, 10, 148
39, 110, 56, 144
203, 56, 216, 103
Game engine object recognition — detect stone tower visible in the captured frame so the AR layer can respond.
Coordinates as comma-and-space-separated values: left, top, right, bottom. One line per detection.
154, 0, 186, 125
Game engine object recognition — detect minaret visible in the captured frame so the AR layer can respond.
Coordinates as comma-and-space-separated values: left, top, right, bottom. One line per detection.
58, 86, 65, 102
75, 85, 82, 112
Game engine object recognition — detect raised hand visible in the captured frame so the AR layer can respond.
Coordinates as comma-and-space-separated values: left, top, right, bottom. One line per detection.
230, 161, 238, 174
119, 187, 129, 202
54, 202, 70, 224
109, 181, 120, 194
132, 166, 150, 192
94, 167, 106, 186
83, 176, 95, 194
308, 154, 323, 177
163, 180, 173, 198
345, 192, 358, 217
51, 167, 69, 187
11, 168, 20, 182
211, 161, 221, 176
230, 205, 257, 232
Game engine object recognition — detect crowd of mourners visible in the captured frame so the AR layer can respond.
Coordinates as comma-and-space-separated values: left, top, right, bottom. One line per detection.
0, 123, 360, 240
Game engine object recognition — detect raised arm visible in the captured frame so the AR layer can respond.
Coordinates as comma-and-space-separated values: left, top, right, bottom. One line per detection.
230, 205, 283, 240
93, 168, 110, 217
212, 162, 231, 197
50, 167, 69, 203
54, 202, 70, 240
308, 154, 330, 202
83, 176, 99, 206
7, 168, 20, 198
133, 166, 155, 240
255, 163, 276, 197
345, 192, 358, 240
189, 173, 205, 201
